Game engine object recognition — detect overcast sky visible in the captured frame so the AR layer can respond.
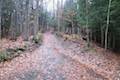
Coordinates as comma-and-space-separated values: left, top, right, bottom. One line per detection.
45, 0, 66, 12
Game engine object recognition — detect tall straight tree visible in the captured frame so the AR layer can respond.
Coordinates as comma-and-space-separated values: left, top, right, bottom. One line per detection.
57, 0, 60, 32
34, 0, 39, 35
22, 0, 30, 40
105, 0, 112, 50
86, 0, 90, 47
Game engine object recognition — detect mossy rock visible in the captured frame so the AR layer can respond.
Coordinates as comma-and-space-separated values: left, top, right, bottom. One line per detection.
0, 47, 26, 62
16, 47, 26, 52
32, 32, 43, 44
0, 50, 15, 62
55, 32, 63, 37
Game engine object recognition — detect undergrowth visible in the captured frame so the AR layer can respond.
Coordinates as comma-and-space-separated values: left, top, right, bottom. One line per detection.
0, 32, 43, 63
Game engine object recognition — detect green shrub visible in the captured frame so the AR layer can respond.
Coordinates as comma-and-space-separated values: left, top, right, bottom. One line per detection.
0, 32, 43, 63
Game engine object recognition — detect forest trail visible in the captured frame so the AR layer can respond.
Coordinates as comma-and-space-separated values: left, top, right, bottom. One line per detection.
0, 32, 119, 80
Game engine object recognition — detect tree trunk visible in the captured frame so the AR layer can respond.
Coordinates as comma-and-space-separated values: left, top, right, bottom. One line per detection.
101, 26, 104, 47
86, 0, 90, 47
105, 0, 112, 50
72, 21, 74, 34
23, 0, 30, 40
57, 0, 60, 32
10, 12, 16, 39
112, 35, 115, 49
34, 0, 39, 35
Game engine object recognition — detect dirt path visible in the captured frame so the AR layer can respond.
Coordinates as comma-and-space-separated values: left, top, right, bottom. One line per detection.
0, 33, 118, 80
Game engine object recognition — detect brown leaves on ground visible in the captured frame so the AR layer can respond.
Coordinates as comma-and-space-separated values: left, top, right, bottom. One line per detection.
0, 36, 25, 52
59, 33, 120, 79
0, 33, 120, 80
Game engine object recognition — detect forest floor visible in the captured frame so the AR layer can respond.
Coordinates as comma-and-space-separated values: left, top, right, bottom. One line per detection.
0, 32, 120, 80
0, 37, 25, 52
